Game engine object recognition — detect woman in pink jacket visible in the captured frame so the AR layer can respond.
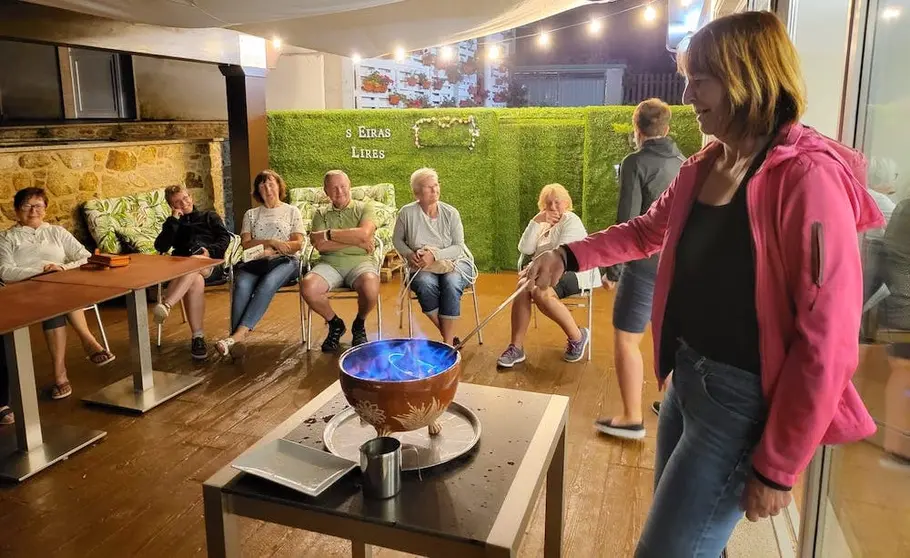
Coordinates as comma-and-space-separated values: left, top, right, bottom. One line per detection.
525, 11, 883, 557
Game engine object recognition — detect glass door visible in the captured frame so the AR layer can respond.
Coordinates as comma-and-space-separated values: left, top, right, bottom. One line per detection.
812, 1, 910, 556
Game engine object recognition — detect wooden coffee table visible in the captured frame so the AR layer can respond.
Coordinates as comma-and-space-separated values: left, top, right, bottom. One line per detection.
203, 381, 568, 557
33, 254, 222, 413
0, 280, 128, 481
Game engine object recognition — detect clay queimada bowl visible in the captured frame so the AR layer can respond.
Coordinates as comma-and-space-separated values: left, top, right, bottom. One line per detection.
338, 338, 461, 438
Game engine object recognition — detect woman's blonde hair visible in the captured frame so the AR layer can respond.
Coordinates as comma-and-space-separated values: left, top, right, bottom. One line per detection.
677, 11, 805, 138
409, 167, 439, 196
538, 183, 573, 211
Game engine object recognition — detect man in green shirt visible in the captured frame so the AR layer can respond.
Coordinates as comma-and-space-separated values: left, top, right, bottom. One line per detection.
300, 170, 380, 351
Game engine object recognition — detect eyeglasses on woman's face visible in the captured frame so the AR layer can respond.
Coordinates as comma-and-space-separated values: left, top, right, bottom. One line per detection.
19, 202, 46, 213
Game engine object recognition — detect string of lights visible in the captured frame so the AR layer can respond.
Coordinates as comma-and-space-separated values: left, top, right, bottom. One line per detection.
347, 0, 664, 64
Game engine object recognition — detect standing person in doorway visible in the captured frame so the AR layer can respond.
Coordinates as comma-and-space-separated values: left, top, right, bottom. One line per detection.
596, 99, 684, 440
524, 12, 883, 556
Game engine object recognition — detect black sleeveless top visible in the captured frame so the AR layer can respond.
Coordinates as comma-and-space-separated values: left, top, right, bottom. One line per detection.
662, 144, 772, 376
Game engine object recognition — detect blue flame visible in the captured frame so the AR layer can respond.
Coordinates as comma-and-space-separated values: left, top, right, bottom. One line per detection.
342, 339, 457, 382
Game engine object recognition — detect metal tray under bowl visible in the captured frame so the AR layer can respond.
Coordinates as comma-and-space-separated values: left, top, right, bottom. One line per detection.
323, 401, 481, 471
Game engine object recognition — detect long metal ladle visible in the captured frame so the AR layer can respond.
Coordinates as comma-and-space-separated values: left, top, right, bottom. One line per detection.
450, 278, 530, 353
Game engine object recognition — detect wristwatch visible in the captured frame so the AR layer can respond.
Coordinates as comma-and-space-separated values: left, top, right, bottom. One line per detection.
326, 229, 333, 241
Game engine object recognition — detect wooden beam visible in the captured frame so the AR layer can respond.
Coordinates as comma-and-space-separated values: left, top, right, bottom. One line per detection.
0, 1, 266, 68
220, 65, 269, 230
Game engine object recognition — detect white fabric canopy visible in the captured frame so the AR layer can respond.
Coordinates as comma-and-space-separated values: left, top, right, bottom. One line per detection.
24, 0, 590, 57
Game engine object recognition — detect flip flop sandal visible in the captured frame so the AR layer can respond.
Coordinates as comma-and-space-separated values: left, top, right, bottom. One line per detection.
0, 407, 14, 425
594, 417, 646, 440
88, 350, 116, 367
50, 382, 72, 400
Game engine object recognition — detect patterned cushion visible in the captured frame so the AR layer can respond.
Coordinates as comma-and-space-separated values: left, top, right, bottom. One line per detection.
83, 189, 171, 254
116, 227, 158, 254
288, 183, 397, 264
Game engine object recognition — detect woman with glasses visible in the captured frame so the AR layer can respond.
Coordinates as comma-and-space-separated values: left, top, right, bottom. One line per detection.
0, 187, 115, 400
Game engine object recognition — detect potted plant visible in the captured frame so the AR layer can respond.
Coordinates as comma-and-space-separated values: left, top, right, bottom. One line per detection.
439, 96, 457, 108
417, 73, 432, 89
420, 51, 436, 67
432, 77, 445, 90
458, 98, 476, 108
388, 91, 402, 106
493, 91, 507, 103
405, 75, 418, 87
461, 56, 478, 75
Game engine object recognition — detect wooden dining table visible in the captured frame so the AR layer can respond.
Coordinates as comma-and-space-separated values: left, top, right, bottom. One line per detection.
32, 253, 222, 414
0, 280, 128, 481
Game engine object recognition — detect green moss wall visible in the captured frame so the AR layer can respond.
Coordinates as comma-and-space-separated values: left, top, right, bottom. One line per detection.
268, 106, 700, 271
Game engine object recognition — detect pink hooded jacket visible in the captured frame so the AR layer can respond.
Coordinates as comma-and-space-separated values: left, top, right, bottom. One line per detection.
567, 124, 884, 488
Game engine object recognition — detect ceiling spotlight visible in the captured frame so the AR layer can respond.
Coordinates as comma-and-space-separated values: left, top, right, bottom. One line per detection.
644, 6, 657, 22
272, 37, 283, 49
588, 19, 603, 35
440, 45, 454, 61
488, 44, 502, 60
394, 47, 406, 61
351, 53, 362, 64
538, 31, 551, 47
882, 6, 902, 20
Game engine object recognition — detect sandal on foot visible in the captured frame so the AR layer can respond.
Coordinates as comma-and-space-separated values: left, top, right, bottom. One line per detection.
0, 407, 14, 425
594, 417, 645, 440
153, 302, 172, 324
50, 382, 72, 400
215, 337, 236, 357
88, 350, 116, 367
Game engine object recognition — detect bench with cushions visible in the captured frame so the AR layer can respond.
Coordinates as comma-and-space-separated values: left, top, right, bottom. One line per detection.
287, 183, 397, 267
82, 188, 243, 270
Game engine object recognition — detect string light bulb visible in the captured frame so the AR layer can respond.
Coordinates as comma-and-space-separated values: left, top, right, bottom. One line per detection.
644, 6, 657, 22
272, 37, 283, 49
882, 6, 902, 20
351, 53, 362, 64
440, 45, 454, 61
487, 44, 502, 60
394, 47, 406, 61
537, 31, 551, 47
588, 18, 603, 35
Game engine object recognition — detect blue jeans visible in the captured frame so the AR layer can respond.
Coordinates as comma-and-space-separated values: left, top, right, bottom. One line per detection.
409, 261, 473, 319
636, 342, 767, 558
230, 259, 299, 332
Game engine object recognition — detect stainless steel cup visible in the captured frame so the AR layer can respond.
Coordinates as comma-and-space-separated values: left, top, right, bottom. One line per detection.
359, 436, 401, 499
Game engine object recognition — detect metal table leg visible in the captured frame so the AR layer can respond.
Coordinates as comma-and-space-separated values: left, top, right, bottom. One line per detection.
82, 287, 203, 413
544, 426, 565, 558
0, 328, 106, 482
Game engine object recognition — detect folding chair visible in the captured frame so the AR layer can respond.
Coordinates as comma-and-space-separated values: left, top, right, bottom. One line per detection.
302, 237, 385, 351
518, 252, 596, 361
88, 304, 110, 353
398, 250, 483, 345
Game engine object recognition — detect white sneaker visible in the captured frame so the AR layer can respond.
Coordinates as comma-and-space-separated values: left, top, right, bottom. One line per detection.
153, 303, 171, 324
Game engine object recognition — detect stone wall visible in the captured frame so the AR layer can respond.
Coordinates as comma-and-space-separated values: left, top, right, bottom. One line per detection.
0, 121, 227, 144
0, 139, 225, 247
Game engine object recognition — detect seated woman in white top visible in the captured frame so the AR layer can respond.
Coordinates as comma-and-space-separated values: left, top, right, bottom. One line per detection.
0, 187, 115, 400
497, 184, 591, 368
215, 170, 304, 357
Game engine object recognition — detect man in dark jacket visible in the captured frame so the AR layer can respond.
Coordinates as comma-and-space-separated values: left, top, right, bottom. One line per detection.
596, 98, 685, 440
153, 185, 231, 360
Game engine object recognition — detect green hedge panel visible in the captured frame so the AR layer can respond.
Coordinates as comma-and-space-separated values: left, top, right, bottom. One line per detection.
267, 106, 700, 272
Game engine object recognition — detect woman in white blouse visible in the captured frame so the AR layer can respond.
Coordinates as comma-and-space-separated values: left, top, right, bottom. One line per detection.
497, 184, 591, 368
216, 170, 304, 357
0, 187, 115, 401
